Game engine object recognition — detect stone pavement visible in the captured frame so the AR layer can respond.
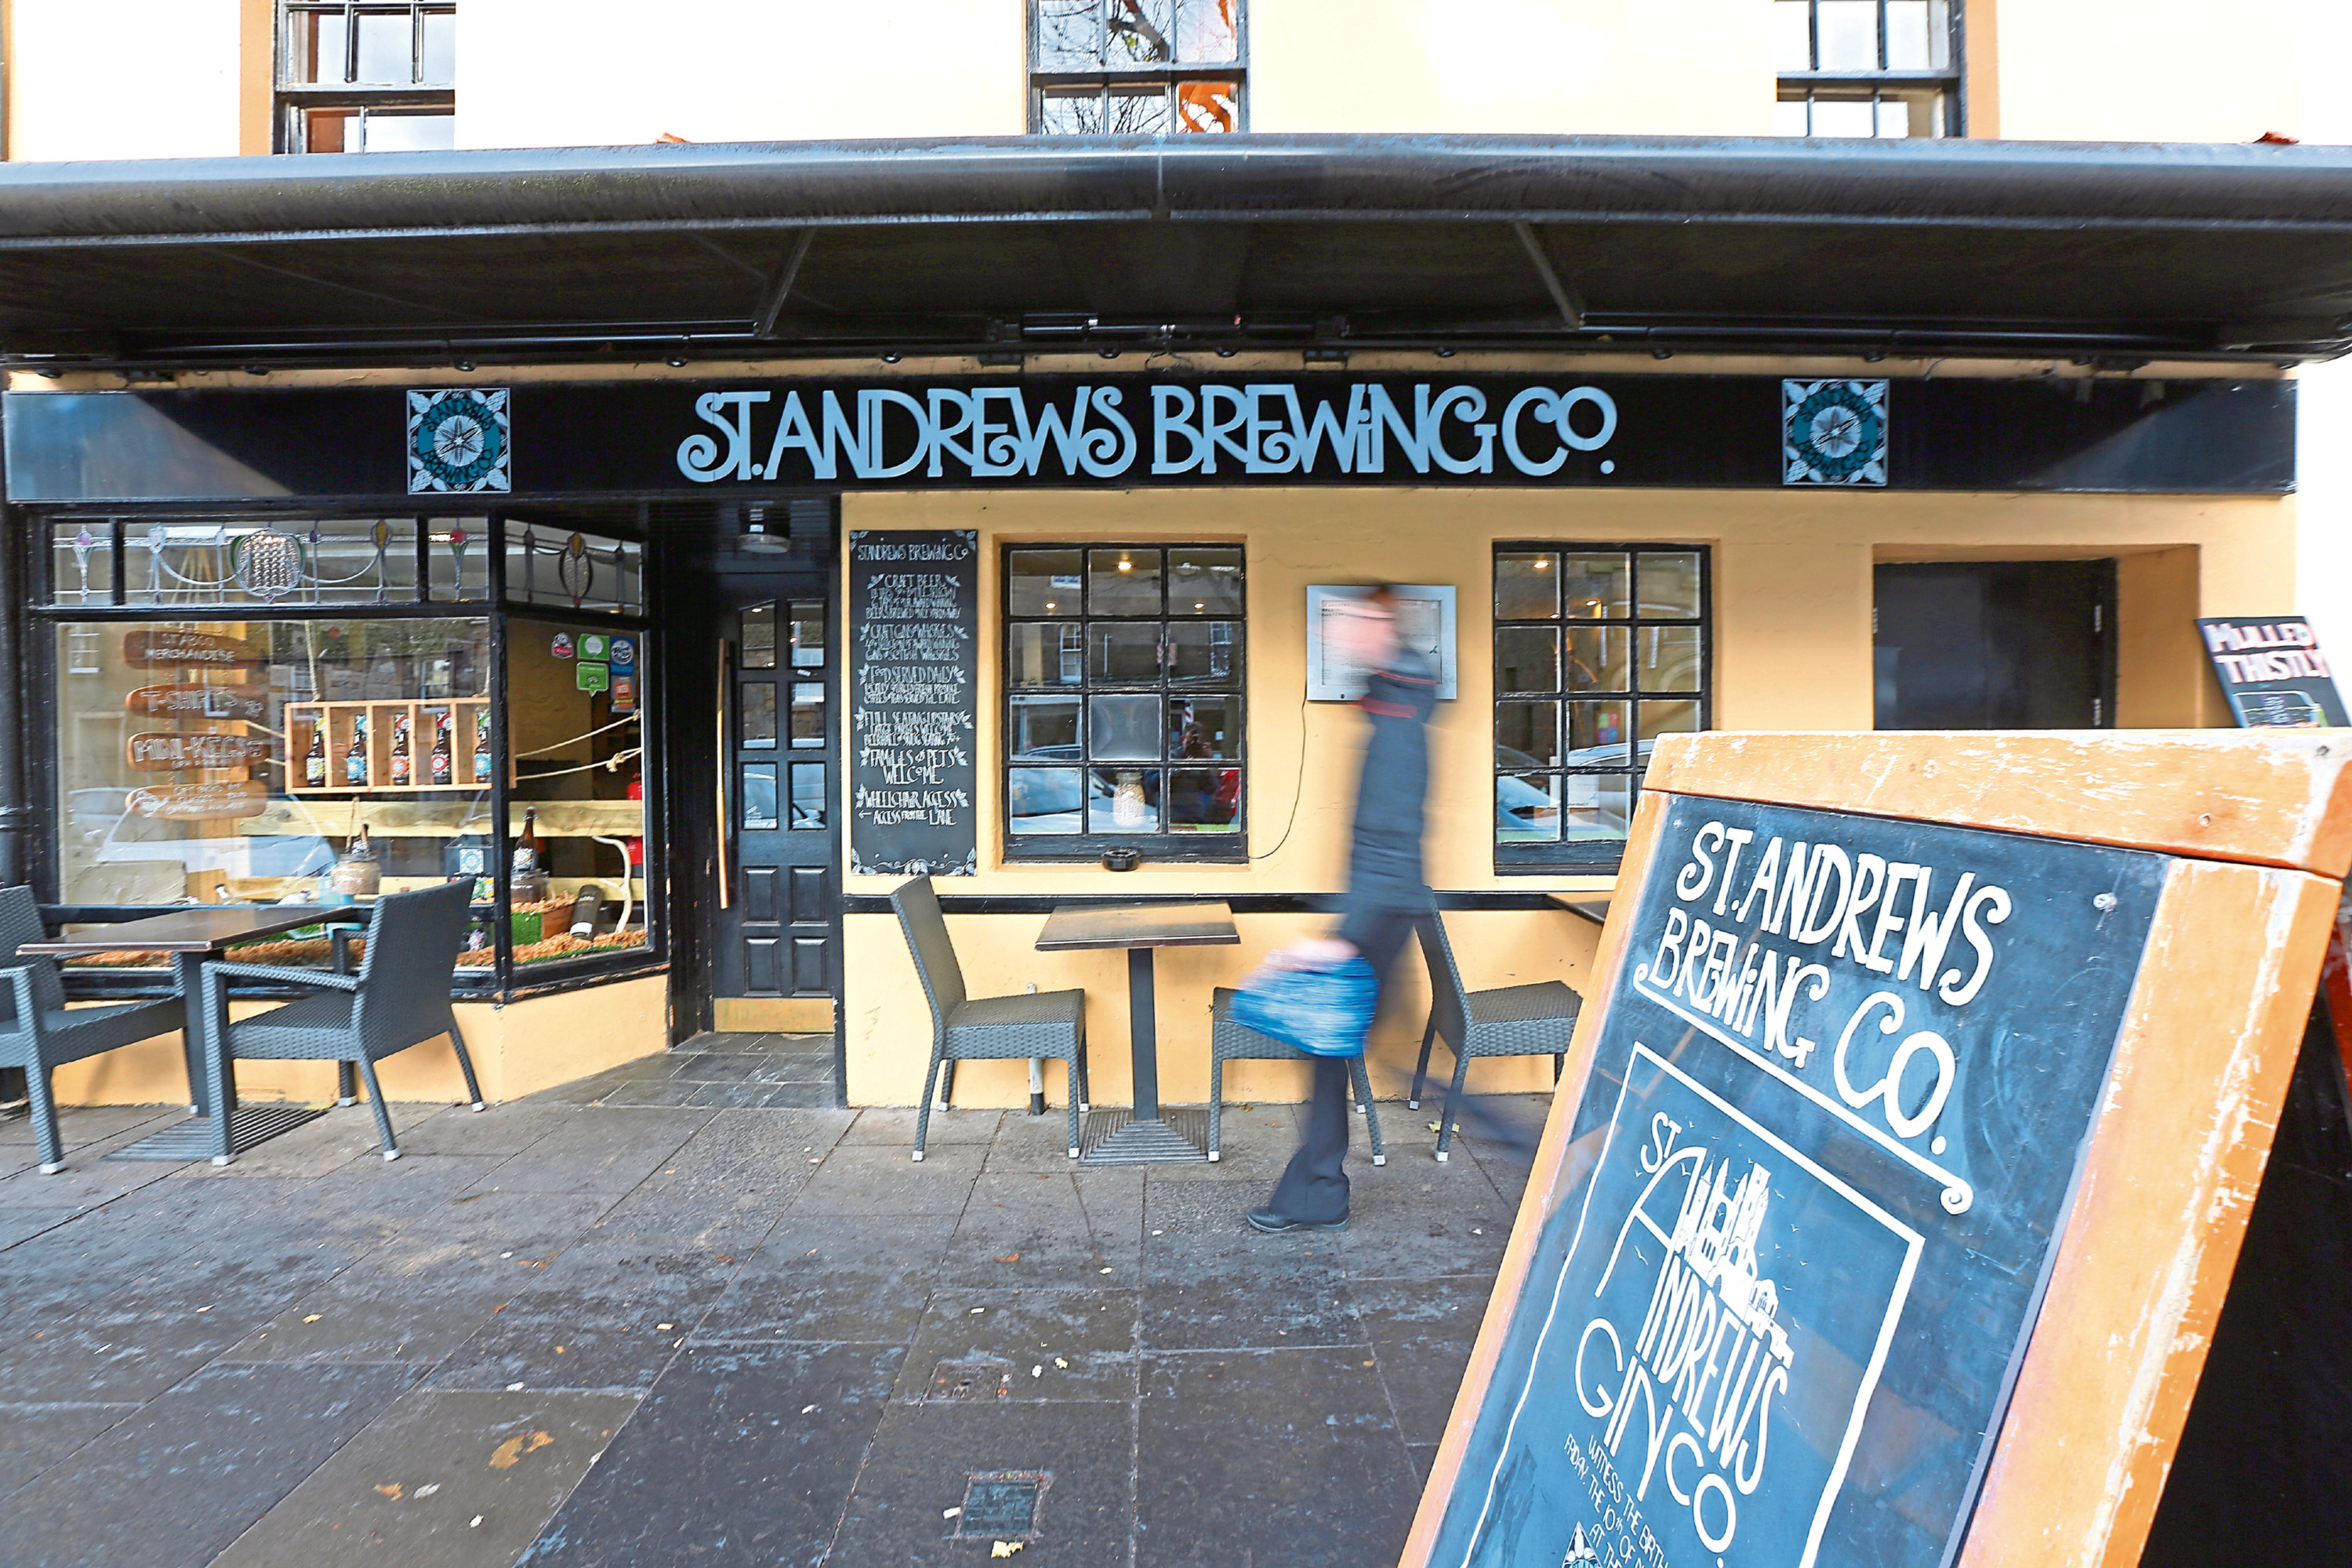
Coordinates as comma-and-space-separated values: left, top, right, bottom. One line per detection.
0, 1033, 1546, 1568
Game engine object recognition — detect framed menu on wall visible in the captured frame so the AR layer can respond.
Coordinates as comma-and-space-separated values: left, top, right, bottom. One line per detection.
1403, 730, 2350, 1568
847, 529, 978, 877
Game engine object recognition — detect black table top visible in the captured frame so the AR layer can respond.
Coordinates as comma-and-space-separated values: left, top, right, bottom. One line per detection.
1547, 895, 1613, 927
19, 906, 358, 956
1034, 902, 1240, 952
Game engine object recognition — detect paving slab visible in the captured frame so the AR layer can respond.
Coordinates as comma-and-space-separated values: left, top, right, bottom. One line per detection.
0, 1400, 140, 1492
829, 1399, 1135, 1566
519, 1342, 902, 1568
789, 1139, 987, 1215
840, 1105, 1003, 1147
1137, 1346, 1419, 1568
699, 1212, 960, 1345
209, 1388, 640, 1568
1350, 1274, 1490, 1446
891, 1286, 1138, 1404
471, 1108, 712, 1195
939, 1170, 1144, 1289
1141, 1179, 1364, 1352
427, 1237, 747, 1394
0, 1361, 419, 1568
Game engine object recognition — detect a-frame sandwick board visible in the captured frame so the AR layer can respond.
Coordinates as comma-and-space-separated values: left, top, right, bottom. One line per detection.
1403, 730, 2352, 1568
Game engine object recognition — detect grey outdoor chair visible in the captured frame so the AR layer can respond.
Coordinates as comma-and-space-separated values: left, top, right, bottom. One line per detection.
1411, 912, 1581, 1162
198, 879, 483, 1164
0, 886, 187, 1174
891, 874, 1088, 1162
1208, 987, 1386, 1166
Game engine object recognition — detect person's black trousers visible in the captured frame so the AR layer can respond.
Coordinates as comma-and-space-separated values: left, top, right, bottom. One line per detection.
1266, 908, 1417, 1224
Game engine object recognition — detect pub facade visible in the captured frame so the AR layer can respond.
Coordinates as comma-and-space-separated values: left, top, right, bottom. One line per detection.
0, 133, 2339, 1113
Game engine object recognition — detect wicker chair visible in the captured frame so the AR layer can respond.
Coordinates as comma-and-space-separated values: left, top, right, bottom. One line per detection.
1208, 987, 1386, 1166
891, 875, 1087, 1162
0, 886, 188, 1174
198, 880, 484, 1165
1410, 912, 1580, 1162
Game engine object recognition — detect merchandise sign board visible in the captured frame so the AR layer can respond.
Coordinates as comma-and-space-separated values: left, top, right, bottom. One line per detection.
1405, 731, 2351, 1568
847, 529, 978, 877
2198, 615, 2347, 728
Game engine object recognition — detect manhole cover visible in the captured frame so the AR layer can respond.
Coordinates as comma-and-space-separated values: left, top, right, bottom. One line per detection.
927, 1356, 1014, 1403
953, 1472, 1050, 1539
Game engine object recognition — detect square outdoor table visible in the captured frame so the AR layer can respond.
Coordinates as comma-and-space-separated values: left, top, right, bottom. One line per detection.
1036, 901, 1239, 1165
1546, 894, 1612, 928
20, 906, 366, 1163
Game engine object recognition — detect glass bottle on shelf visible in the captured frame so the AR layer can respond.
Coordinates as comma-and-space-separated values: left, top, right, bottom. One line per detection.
512, 807, 549, 906
473, 710, 492, 783
303, 720, 326, 788
390, 712, 412, 786
344, 714, 369, 786
430, 709, 453, 786
331, 822, 381, 900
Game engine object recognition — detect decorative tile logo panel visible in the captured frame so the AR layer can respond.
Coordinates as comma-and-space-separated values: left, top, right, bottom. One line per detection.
407, 387, 511, 493
1783, 379, 1889, 486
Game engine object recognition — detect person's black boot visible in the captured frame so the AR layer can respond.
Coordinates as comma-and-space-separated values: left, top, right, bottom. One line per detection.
1247, 1205, 1348, 1233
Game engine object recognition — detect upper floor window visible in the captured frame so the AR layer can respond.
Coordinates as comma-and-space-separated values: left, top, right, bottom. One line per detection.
1773, 1, 1960, 139
1030, 1, 1243, 134
279, 2, 456, 152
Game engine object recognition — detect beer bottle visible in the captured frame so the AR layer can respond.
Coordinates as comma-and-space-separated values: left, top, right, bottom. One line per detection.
344, 713, 369, 786
473, 709, 492, 783
514, 806, 541, 873
430, 709, 453, 786
389, 712, 412, 786
303, 719, 326, 788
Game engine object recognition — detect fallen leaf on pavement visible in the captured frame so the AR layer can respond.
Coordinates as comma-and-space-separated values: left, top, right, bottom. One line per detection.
991, 1543, 1024, 1558
303, 1315, 323, 1323
488, 1431, 554, 1470
375, 1483, 403, 1499
995, 1254, 1020, 1263
1054, 1357, 1069, 1369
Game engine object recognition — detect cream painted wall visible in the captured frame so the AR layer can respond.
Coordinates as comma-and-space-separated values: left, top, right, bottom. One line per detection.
1250, 0, 1775, 135
839, 465, 2296, 1108
6, 0, 245, 161
456, 0, 1025, 150
1989, 1, 2303, 143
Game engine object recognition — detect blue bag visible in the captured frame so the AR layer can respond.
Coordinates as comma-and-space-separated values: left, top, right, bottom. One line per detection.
1229, 956, 1377, 1059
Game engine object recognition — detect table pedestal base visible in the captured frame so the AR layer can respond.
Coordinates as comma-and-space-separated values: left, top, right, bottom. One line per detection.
1080, 1107, 1209, 1165
105, 1105, 328, 1163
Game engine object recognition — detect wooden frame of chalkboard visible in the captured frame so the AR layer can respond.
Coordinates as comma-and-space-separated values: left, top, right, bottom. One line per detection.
1403, 731, 2351, 1568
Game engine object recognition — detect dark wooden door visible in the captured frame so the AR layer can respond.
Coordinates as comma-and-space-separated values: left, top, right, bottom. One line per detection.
715, 589, 839, 1010
662, 513, 840, 1042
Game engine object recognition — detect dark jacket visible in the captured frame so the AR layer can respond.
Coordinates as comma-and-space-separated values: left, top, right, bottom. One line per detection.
1341, 648, 1439, 918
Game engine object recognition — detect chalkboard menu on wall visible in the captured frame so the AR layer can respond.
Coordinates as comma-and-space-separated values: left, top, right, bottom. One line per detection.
847, 529, 978, 877
1425, 794, 2166, 1568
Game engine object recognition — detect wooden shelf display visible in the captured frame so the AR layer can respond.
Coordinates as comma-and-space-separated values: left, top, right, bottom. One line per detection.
285, 699, 493, 796
235, 799, 642, 839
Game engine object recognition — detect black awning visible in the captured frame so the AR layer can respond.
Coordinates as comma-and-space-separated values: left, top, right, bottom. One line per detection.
0, 133, 2347, 368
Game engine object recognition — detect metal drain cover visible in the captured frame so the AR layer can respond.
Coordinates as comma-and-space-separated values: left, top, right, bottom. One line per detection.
953, 1472, 1050, 1539
927, 1356, 1014, 1402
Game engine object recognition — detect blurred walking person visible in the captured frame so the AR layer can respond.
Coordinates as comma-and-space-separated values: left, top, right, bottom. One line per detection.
1250, 586, 1437, 1233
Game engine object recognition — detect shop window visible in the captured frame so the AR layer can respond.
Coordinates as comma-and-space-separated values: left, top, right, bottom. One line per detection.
279, 2, 457, 153
1031, 0, 1243, 132
1494, 546, 1708, 870
35, 519, 658, 995
1004, 544, 1245, 858
47, 517, 488, 608
46, 615, 499, 985
1773, 0, 1961, 138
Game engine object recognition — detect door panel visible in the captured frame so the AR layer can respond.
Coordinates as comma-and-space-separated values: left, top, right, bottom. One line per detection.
1875, 561, 2116, 730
